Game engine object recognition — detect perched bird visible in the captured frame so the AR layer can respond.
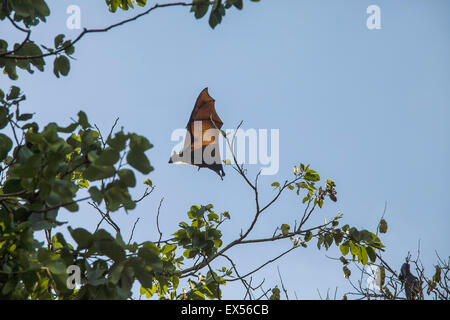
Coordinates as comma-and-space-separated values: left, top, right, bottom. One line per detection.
169, 88, 225, 179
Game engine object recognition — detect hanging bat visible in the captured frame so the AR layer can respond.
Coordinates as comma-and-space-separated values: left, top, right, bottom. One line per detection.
399, 262, 421, 300
169, 88, 225, 179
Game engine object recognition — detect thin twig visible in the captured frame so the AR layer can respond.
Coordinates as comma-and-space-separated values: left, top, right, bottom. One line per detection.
128, 217, 140, 245
277, 266, 289, 300
156, 197, 164, 246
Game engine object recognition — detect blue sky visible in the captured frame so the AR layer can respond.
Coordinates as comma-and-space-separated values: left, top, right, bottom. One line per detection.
1, 0, 449, 299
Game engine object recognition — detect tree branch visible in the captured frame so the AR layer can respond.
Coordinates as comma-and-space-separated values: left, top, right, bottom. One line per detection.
1, 2, 194, 60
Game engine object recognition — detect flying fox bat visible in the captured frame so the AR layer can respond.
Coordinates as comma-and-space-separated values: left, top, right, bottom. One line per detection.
399, 262, 421, 300
169, 88, 225, 179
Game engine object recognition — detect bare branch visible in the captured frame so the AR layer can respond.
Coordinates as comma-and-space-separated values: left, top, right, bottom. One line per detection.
225, 246, 298, 282
156, 197, 164, 247
1, 15, 31, 57
128, 217, 140, 245
277, 266, 289, 300
90, 201, 120, 233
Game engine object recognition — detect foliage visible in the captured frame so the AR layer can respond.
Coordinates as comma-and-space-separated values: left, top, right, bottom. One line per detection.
339, 216, 449, 300
0, 86, 382, 299
0, 85, 155, 298
0, 0, 260, 80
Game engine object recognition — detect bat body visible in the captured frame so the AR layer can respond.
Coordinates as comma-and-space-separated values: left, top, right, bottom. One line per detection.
169, 88, 225, 179
399, 262, 421, 300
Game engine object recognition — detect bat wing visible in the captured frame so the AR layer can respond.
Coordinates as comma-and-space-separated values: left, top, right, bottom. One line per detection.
187, 88, 223, 129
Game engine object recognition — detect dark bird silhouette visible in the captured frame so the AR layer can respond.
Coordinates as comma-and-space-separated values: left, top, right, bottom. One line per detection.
169, 88, 225, 179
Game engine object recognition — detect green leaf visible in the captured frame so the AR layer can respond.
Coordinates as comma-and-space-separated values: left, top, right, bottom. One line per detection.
17, 113, 34, 121
226, 0, 243, 10
161, 244, 177, 255
138, 242, 163, 273
318, 198, 323, 208
280, 224, 290, 236
143, 178, 153, 187
3, 179, 23, 194
208, 1, 225, 29
127, 150, 153, 174
0, 134, 13, 161
134, 264, 154, 288
109, 262, 125, 284
304, 231, 313, 242
333, 230, 344, 245
88, 186, 103, 204
84, 164, 115, 181
53, 55, 70, 78
207, 212, 219, 221
95, 148, 120, 166
68, 227, 93, 249
30, 0, 50, 18
16, 42, 44, 71
129, 133, 153, 152
107, 131, 127, 150
28, 211, 60, 231
57, 122, 78, 133
118, 169, 136, 187
63, 40, 75, 55
192, 0, 209, 19
234, 0, 243, 9
93, 229, 126, 262
349, 241, 359, 256
86, 265, 107, 286
271, 182, 280, 187
78, 111, 91, 129
366, 246, 377, 263
304, 172, 320, 182
54, 34, 65, 48
22, 122, 39, 132
188, 205, 207, 219
359, 230, 372, 243
126, 243, 139, 253
178, 230, 194, 245
7, 86, 21, 100
0, 107, 9, 130
13, 153, 42, 178
324, 233, 333, 249
339, 244, 349, 256
349, 228, 360, 242
48, 261, 66, 275
360, 246, 369, 265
